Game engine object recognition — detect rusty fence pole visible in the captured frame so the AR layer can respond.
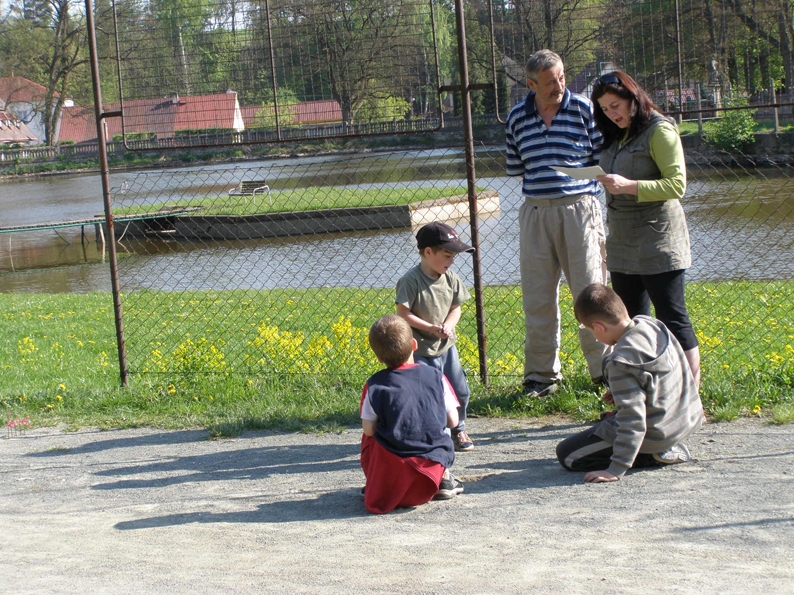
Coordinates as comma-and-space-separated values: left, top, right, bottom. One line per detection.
84, 0, 129, 386
453, 0, 489, 387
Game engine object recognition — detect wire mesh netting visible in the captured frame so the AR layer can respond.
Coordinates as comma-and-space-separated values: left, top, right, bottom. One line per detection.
111, 0, 445, 148
94, 0, 794, 398
113, 150, 485, 381
111, 146, 794, 395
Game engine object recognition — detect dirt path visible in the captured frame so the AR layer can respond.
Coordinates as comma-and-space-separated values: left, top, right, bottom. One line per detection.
1, 417, 792, 594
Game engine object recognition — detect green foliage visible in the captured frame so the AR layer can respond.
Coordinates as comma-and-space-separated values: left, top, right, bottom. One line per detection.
252, 88, 300, 128
173, 128, 234, 138
112, 184, 475, 216
112, 132, 156, 141
355, 95, 411, 123
1, 281, 792, 432
770, 404, 794, 424
703, 101, 758, 152
677, 122, 699, 136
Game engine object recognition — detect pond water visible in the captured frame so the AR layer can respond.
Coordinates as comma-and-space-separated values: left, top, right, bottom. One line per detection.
1, 149, 792, 293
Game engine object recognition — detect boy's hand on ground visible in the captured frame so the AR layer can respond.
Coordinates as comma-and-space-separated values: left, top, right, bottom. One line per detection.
584, 470, 619, 483
602, 390, 614, 404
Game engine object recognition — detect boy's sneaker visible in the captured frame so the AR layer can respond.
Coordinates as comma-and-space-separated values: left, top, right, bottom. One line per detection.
653, 443, 691, 465
433, 473, 464, 500
522, 380, 558, 398
453, 430, 474, 451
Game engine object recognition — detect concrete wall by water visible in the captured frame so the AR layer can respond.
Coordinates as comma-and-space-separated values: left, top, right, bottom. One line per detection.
116, 191, 500, 241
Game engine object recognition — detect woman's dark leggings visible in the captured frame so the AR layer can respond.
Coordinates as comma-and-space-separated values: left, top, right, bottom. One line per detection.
610, 269, 699, 351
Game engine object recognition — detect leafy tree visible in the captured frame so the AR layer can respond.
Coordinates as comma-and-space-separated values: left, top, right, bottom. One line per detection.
41, 0, 88, 145
490, 0, 606, 73
723, 0, 794, 92
703, 100, 757, 151
18, 0, 51, 25
0, 0, 89, 145
148, 0, 212, 95
356, 94, 411, 122
252, 88, 299, 128
293, 0, 431, 126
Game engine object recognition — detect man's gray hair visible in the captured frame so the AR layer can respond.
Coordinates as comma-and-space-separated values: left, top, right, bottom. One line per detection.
526, 50, 563, 81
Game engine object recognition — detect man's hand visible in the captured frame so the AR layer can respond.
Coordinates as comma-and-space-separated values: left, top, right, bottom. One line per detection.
584, 470, 619, 483
602, 390, 614, 404
433, 324, 450, 338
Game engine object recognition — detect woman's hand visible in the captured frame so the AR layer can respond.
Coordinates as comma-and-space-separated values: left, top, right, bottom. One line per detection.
597, 174, 638, 196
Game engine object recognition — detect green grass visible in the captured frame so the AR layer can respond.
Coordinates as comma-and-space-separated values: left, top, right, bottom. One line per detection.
678, 121, 700, 135
753, 120, 794, 134
114, 185, 475, 217
678, 119, 794, 136
1, 281, 792, 434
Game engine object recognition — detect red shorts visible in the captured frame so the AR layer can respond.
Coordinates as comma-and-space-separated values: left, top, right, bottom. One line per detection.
360, 434, 445, 514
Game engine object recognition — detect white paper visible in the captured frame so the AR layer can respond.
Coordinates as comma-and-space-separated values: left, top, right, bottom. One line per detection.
550, 165, 607, 180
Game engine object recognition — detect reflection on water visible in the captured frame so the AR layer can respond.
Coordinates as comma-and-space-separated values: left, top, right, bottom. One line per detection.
1, 150, 792, 293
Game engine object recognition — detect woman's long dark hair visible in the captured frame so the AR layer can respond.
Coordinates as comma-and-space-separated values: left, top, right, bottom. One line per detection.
591, 71, 662, 149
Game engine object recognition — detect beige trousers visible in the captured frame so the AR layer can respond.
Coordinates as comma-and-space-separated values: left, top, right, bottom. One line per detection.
519, 194, 607, 383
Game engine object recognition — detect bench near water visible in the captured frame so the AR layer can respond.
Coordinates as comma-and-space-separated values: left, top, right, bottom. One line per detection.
228, 181, 270, 196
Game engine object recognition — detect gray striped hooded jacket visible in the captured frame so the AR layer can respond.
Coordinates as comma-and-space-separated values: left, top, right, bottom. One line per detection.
594, 315, 703, 477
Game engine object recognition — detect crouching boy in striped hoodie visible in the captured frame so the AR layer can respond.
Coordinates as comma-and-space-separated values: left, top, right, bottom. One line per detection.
556, 283, 703, 483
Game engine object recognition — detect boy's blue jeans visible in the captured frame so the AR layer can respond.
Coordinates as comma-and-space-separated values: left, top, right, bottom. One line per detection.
415, 345, 470, 433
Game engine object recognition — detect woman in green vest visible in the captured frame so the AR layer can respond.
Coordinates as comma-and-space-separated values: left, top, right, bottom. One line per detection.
591, 71, 701, 389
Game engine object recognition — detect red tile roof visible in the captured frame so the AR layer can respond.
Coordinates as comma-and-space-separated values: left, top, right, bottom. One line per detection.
0, 76, 53, 106
58, 92, 244, 144
0, 110, 38, 144
56, 105, 97, 144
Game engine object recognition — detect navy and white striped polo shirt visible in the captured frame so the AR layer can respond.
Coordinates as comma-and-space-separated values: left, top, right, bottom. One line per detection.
505, 89, 603, 199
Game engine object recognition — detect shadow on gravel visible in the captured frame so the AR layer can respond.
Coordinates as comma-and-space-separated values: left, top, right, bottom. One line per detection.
115, 489, 370, 529
460, 458, 581, 493
90, 443, 360, 490
676, 517, 794, 532
25, 429, 210, 456
468, 423, 585, 444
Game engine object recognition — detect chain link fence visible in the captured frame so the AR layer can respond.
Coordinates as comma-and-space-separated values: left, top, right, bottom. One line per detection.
5, 0, 790, 406
109, 0, 445, 148
110, 143, 794, 399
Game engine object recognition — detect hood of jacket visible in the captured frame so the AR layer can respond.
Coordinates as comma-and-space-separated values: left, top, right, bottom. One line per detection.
608, 315, 674, 374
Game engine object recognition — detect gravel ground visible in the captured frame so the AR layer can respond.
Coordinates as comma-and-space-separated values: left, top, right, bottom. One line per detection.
1, 417, 793, 594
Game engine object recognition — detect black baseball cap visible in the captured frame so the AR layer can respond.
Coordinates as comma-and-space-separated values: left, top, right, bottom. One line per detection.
416, 222, 474, 253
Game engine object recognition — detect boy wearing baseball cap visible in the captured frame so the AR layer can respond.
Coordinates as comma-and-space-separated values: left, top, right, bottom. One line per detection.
395, 222, 476, 451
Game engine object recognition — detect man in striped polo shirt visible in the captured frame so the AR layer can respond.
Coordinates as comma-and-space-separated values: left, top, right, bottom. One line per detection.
505, 49, 608, 397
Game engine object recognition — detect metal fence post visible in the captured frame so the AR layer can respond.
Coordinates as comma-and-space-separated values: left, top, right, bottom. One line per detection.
696, 82, 703, 134
84, 0, 129, 387
453, 0, 489, 386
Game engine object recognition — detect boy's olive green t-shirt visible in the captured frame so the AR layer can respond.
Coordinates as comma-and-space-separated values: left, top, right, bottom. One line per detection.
395, 264, 471, 358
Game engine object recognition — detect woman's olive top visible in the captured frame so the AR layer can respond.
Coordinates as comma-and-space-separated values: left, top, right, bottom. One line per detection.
599, 113, 692, 275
